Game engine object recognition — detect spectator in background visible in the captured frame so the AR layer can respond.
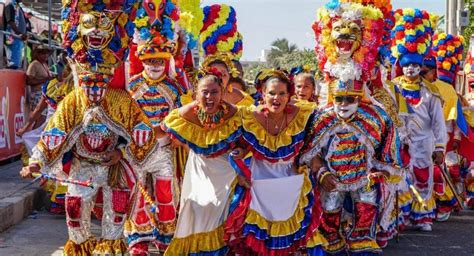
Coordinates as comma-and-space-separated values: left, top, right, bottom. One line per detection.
26, 45, 54, 123
24, 11, 32, 33
2, 0, 28, 69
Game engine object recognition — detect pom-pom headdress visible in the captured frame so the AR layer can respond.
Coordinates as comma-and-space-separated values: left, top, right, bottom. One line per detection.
61, 0, 138, 75
313, 0, 384, 82
200, 4, 243, 60
433, 33, 465, 85
134, 0, 180, 61
390, 8, 432, 67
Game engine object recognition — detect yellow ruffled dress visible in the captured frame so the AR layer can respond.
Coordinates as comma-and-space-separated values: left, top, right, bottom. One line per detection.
224, 105, 326, 255
162, 108, 243, 256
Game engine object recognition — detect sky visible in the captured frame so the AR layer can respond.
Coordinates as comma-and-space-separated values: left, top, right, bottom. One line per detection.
200, 0, 447, 61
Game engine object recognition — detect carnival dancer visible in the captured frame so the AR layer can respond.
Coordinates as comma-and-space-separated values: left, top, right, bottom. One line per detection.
162, 67, 242, 256
124, 1, 184, 253
300, 78, 401, 256
461, 39, 474, 209
390, 8, 447, 232
223, 69, 326, 255
313, 0, 403, 249
424, 33, 468, 221
19, 0, 164, 254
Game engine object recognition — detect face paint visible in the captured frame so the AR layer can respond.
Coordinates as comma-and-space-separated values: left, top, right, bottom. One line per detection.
334, 102, 359, 119
403, 64, 421, 79
143, 58, 166, 80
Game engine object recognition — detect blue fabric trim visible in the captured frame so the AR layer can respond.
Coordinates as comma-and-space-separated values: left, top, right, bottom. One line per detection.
242, 187, 314, 249
189, 246, 230, 256
165, 126, 242, 156
242, 129, 305, 160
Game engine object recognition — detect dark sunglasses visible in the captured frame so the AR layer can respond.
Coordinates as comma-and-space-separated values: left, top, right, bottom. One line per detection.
334, 96, 357, 104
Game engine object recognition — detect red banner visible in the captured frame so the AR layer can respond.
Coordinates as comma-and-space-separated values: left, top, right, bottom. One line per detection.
0, 70, 26, 161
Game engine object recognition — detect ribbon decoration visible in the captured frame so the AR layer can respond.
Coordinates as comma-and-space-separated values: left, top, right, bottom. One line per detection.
32, 172, 94, 188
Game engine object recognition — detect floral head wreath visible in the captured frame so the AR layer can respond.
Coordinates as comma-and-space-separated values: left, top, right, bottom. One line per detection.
312, 0, 383, 82
201, 52, 239, 78
200, 4, 243, 60
134, 0, 180, 61
433, 33, 465, 85
61, 0, 138, 75
254, 69, 293, 95
197, 66, 224, 85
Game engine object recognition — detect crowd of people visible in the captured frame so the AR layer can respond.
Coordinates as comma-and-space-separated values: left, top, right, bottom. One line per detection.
13, 0, 474, 255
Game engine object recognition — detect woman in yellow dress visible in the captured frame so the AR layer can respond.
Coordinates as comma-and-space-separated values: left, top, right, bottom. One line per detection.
181, 53, 254, 108
161, 67, 242, 255
224, 70, 326, 255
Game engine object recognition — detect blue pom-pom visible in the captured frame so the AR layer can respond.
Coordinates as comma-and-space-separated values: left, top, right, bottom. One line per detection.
398, 45, 408, 54
325, 0, 340, 10
403, 15, 414, 23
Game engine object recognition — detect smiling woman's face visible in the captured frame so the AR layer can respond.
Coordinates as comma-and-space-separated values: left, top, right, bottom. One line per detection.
263, 79, 290, 114
196, 76, 223, 114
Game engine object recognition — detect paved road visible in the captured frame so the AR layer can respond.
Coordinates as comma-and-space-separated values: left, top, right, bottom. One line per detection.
0, 209, 473, 256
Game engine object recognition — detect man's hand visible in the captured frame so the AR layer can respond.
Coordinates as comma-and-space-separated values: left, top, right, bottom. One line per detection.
237, 175, 251, 189
320, 173, 338, 192
432, 151, 444, 166
20, 164, 40, 179
20, 33, 28, 41
102, 149, 123, 166
310, 154, 324, 173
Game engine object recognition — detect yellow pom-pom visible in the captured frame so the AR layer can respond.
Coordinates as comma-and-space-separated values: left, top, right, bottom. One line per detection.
438, 33, 446, 40
417, 44, 426, 54
442, 61, 451, 70
405, 8, 415, 17
438, 50, 446, 57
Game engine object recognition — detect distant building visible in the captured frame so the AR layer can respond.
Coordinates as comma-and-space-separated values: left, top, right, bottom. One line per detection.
259, 49, 270, 62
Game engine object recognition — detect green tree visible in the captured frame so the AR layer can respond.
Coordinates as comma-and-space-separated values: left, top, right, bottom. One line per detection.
267, 38, 298, 67
272, 48, 318, 71
463, 0, 474, 50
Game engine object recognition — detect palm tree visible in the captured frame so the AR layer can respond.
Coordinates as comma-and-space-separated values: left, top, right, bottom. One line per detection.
267, 38, 298, 67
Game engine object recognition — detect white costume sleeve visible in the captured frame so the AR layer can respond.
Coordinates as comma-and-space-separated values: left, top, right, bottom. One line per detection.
430, 95, 447, 151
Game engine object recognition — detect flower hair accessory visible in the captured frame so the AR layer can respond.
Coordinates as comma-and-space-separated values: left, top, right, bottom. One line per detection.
201, 52, 239, 78
254, 69, 293, 95
197, 67, 223, 80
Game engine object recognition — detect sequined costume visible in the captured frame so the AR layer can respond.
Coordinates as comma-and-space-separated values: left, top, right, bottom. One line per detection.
300, 88, 402, 255
21, 77, 74, 214
29, 87, 161, 254
224, 105, 326, 255
124, 1, 184, 252
24, 0, 166, 254
162, 108, 242, 256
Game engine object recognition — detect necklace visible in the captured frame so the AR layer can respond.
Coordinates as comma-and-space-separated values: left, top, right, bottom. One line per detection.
194, 102, 229, 130
265, 112, 287, 135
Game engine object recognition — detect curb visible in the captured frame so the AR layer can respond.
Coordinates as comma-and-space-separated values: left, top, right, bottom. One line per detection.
0, 187, 40, 233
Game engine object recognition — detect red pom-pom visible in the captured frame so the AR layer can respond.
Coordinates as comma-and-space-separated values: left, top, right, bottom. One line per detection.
406, 42, 417, 52
395, 31, 405, 40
